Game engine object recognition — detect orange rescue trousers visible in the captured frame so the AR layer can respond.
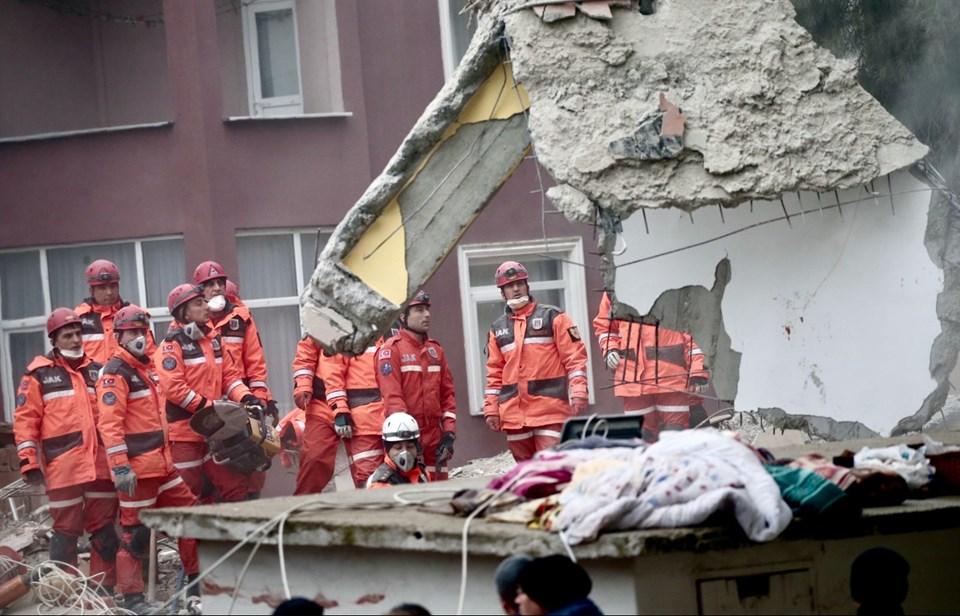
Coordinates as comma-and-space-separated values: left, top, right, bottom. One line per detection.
46, 479, 118, 588
623, 392, 692, 442
294, 414, 383, 494
503, 423, 564, 462
117, 472, 199, 595
170, 441, 258, 503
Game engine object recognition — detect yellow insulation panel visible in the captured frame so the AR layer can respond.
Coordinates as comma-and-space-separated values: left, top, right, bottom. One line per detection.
341, 60, 530, 306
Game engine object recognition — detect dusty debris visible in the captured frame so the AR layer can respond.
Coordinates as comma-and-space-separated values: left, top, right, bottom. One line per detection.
450, 451, 516, 479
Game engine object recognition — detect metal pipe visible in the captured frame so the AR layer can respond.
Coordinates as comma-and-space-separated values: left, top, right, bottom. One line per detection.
147, 529, 158, 602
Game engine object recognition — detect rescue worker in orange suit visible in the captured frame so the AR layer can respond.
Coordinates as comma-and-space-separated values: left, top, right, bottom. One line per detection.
592, 291, 709, 442
366, 413, 429, 489
376, 291, 457, 480
291, 336, 385, 492
276, 407, 306, 470
75, 259, 155, 364
155, 283, 259, 502
193, 260, 276, 498
484, 262, 589, 462
13, 308, 118, 592
95, 305, 201, 611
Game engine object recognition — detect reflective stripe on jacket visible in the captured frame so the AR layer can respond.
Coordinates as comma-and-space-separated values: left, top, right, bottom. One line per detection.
377, 329, 456, 440
327, 342, 385, 437
13, 352, 109, 489
210, 302, 272, 401
592, 292, 708, 397
155, 324, 252, 442
483, 301, 588, 430
97, 347, 175, 479
291, 337, 333, 422
76, 300, 156, 365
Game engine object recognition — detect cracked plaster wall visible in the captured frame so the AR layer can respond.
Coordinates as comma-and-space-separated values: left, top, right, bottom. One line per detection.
497, 0, 927, 217
614, 170, 942, 435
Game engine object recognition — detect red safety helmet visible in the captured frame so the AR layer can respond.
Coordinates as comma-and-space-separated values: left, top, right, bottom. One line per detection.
225, 279, 240, 300
46, 308, 82, 338
114, 305, 151, 331
494, 261, 529, 288
86, 259, 120, 287
167, 283, 204, 316
193, 261, 228, 286
407, 290, 431, 308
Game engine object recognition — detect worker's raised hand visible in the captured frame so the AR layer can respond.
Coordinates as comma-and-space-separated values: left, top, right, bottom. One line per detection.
293, 391, 311, 410
111, 465, 137, 496
485, 415, 501, 432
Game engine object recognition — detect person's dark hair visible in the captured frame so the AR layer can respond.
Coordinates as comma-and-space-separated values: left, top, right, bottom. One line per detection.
517, 555, 592, 612
850, 547, 909, 615
386, 603, 431, 616
272, 597, 323, 615
495, 555, 533, 603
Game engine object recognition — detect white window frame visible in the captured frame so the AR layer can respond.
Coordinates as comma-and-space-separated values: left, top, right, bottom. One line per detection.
234, 227, 330, 313
437, 0, 475, 81
242, 0, 305, 117
457, 237, 595, 416
0, 236, 182, 421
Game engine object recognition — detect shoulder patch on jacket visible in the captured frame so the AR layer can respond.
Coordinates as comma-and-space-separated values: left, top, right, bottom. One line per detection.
379, 349, 391, 360
101, 392, 117, 406
15, 393, 26, 407
568, 326, 582, 342
162, 357, 177, 371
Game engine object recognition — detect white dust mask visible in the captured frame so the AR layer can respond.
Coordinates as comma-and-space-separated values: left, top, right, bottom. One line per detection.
183, 322, 204, 341
59, 347, 84, 359
207, 295, 226, 312
124, 335, 148, 358
391, 448, 416, 472
506, 295, 530, 310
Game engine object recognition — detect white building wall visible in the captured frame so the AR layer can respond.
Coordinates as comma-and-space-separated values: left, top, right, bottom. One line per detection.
616, 170, 941, 434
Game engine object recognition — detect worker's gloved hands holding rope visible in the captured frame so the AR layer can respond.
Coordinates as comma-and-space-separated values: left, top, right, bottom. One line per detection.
111, 465, 137, 496
334, 411, 354, 440
23, 469, 44, 486
605, 350, 621, 370
435, 431, 456, 466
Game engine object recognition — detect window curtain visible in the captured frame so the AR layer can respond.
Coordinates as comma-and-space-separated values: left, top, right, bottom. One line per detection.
47, 243, 138, 309
250, 306, 299, 413
0, 251, 43, 320
236, 235, 297, 299
142, 239, 185, 309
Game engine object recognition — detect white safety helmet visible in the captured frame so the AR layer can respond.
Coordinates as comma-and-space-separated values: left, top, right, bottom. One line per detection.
382, 412, 420, 443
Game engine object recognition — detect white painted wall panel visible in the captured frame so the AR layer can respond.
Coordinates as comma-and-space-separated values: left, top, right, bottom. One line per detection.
616, 170, 941, 434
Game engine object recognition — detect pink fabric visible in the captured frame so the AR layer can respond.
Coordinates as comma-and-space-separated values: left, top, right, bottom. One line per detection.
487, 452, 578, 499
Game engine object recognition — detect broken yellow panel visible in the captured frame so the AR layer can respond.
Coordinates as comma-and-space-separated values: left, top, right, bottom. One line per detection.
342, 199, 407, 305
340, 59, 529, 306
458, 61, 530, 124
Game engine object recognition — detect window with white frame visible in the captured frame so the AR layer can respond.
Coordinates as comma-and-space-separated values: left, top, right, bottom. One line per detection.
0, 237, 184, 421
242, 0, 304, 117
438, 0, 478, 80
235, 228, 330, 413
457, 238, 595, 415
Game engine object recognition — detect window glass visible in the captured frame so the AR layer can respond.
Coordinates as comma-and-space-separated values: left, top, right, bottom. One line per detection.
468, 255, 561, 287
0, 251, 43, 320
10, 331, 45, 381
236, 235, 298, 299
299, 231, 330, 287
447, 0, 477, 67
152, 318, 174, 343
143, 239, 185, 308
256, 8, 299, 98
250, 305, 299, 412
47, 243, 138, 308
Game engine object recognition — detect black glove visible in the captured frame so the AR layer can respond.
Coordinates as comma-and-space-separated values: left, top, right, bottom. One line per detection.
265, 400, 280, 426
334, 412, 354, 440
241, 394, 266, 414
435, 431, 456, 464
24, 469, 44, 486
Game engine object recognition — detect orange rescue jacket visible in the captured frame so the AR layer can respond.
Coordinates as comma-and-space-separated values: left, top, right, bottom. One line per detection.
14, 352, 110, 489
592, 292, 709, 397
76, 299, 156, 365
210, 301, 272, 401
376, 329, 456, 440
155, 324, 252, 443
483, 300, 588, 430
325, 343, 385, 437
97, 347, 175, 479
291, 337, 333, 421
366, 455, 428, 489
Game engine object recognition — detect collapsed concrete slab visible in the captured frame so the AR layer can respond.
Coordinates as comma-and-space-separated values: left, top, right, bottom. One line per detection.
501, 0, 928, 216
